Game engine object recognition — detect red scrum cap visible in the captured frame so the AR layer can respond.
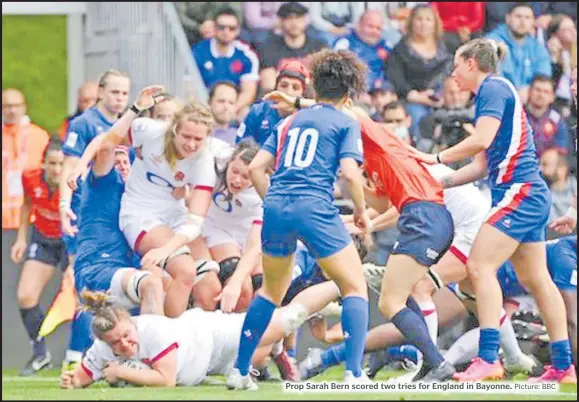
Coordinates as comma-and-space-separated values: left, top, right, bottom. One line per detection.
276, 59, 310, 90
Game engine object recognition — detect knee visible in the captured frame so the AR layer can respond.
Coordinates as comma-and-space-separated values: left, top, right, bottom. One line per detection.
171, 260, 197, 288
17, 286, 38, 309
378, 293, 397, 319
412, 276, 435, 301
465, 260, 492, 283
192, 274, 221, 311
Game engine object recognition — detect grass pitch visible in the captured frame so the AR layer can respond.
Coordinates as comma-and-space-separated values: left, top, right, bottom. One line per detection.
2, 366, 576, 400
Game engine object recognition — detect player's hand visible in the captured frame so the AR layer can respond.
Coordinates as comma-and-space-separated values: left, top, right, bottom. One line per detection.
60, 207, 79, 237
354, 208, 374, 234
103, 362, 122, 384
59, 370, 76, 389
214, 281, 243, 313
11, 240, 27, 264
67, 164, 89, 191
549, 215, 577, 235
408, 147, 438, 165
134, 85, 166, 111
263, 90, 297, 115
171, 184, 191, 201
141, 247, 170, 267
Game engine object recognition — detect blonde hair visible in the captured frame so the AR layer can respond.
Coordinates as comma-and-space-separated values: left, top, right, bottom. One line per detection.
407, 5, 444, 42
163, 101, 214, 169
81, 290, 131, 339
457, 38, 508, 73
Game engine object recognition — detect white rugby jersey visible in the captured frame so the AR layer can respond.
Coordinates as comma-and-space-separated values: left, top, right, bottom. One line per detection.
425, 164, 491, 230
81, 311, 213, 386
205, 139, 264, 237
121, 118, 217, 214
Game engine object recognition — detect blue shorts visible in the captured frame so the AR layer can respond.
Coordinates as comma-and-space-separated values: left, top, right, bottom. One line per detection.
261, 195, 351, 259
75, 263, 120, 293
391, 201, 454, 267
487, 181, 551, 243
547, 238, 577, 292
283, 268, 327, 306
497, 261, 528, 298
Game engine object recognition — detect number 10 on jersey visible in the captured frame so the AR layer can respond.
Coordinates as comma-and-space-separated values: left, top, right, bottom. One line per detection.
283, 127, 319, 168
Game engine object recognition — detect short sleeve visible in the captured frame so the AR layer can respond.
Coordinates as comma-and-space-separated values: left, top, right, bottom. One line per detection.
248, 193, 264, 224
130, 118, 166, 148
237, 105, 259, 143
191, 150, 217, 191
80, 341, 108, 381
476, 80, 508, 121
239, 45, 260, 82
339, 119, 363, 164
141, 326, 179, 366
63, 118, 90, 158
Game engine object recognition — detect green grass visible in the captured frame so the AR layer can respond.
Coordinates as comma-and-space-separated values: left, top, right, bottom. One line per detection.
1, 15, 68, 135
2, 367, 576, 400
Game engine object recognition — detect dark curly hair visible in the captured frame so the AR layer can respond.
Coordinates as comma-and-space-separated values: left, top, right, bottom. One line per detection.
307, 49, 368, 101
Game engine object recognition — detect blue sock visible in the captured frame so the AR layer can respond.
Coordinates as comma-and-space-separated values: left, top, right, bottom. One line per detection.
478, 328, 500, 364
341, 296, 369, 377
19, 306, 46, 357
288, 327, 299, 358
68, 310, 94, 354
406, 297, 427, 323
391, 307, 444, 368
234, 295, 277, 376
550, 340, 572, 371
321, 343, 346, 368
387, 345, 420, 364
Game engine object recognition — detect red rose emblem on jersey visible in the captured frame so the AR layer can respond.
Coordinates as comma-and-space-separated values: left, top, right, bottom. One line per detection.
377, 47, 389, 61
230, 60, 244, 74
543, 121, 555, 137
174, 171, 185, 181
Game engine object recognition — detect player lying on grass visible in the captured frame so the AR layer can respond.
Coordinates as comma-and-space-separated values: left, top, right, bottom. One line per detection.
59, 288, 333, 389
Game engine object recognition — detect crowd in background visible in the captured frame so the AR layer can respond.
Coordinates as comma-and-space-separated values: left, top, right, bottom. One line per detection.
3, 1, 577, 260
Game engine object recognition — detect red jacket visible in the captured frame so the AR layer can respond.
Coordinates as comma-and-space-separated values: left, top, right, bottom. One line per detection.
431, 2, 485, 33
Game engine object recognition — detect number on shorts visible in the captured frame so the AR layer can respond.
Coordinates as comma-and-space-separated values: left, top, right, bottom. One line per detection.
283, 127, 319, 168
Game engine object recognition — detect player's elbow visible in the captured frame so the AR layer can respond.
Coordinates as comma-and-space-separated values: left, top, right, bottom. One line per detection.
340, 164, 362, 185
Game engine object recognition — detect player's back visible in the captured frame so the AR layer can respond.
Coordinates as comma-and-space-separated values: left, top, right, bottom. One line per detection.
476, 76, 542, 187
263, 104, 362, 203
358, 116, 444, 211
75, 168, 137, 269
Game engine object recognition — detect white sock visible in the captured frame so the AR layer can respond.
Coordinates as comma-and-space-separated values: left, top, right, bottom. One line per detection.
270, 340, 284, 357
418, 301, 438, 344
498, 311, 523, 361
65, 350, 83, 363
280, 303, 309, 336
443, 327, 480, 366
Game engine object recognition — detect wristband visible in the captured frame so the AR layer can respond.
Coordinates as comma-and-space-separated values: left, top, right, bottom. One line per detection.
130, 103, 142, 114
294, 96, 302, 110
59, 198, 71, 212
566, 206, 577, 220
436, 153, 443, 164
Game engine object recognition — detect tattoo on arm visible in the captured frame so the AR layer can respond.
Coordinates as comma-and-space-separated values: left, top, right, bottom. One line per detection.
441, 175, 454, 189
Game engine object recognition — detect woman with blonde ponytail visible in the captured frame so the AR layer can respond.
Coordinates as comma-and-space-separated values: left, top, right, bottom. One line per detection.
59, 288, 333, 389
411, 37, 576, 384
67, 87, 223, 318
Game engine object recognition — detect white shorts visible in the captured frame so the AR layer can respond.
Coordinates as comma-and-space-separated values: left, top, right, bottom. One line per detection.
119, 205, 189, 250
449, 211, 486, 263
202, 219, 249, 249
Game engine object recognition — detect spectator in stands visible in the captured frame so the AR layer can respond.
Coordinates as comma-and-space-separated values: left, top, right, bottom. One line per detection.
546, 14, 577, 115
418, 75, 475, 160
369, 81, 398, 122
333, 10, 391, 99
209, 81, 240, 145
240, 2, 282, 49
486, 3, 552, 104
57, 81, 98, 141
237, 59, 309, 146
525, 75, 570, 157
150, 96, 182, 122
308, 2, 364, 46
364, 2, 426, 47
176, 2, 243, 46
431, 2, 486, 54
540, 148, 578, 224
381, 101, 413, 145
385, 4, 450, 135
2, 88, 50, 230
257, 2, 326, 94
192, 6, 259, 117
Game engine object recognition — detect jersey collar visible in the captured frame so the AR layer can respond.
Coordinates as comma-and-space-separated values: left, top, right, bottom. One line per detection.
210, 38, 235, 59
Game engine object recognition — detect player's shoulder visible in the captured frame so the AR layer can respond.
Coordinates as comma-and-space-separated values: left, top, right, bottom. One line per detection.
232, 40, 258, 61
482, 76, 514, 96
22, 168, 43, 182
208, 137, 234, 167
